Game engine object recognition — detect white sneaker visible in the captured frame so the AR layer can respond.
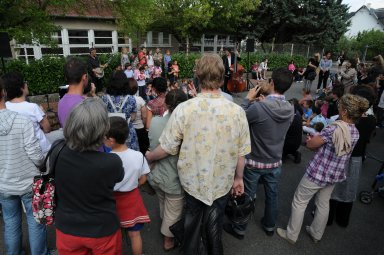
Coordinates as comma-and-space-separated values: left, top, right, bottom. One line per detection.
277, 228, 296, 244
305, 226, 320, 243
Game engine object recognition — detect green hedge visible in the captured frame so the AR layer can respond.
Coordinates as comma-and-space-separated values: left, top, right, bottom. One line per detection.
5, 53, 308, 95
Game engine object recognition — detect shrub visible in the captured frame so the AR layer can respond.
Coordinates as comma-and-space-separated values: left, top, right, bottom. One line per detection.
4, 52, 308, 95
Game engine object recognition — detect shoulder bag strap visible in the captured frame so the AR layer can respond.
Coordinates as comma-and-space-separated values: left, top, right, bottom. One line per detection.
119, 95, 130, 113
39, 139, 65, 173
107, 95, 118, 113
49, 140, 66, 176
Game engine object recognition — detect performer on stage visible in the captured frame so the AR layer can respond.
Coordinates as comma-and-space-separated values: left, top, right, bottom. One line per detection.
88, 48, 107, 93
222, 48, 241, 93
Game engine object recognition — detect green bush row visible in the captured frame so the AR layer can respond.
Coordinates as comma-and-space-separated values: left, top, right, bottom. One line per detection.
5, 53, 308, 95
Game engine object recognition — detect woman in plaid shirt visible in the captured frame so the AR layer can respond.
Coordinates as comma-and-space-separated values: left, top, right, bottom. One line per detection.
277, 94, 369, 244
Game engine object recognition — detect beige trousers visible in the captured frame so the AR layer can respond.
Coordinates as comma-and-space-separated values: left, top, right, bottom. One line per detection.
287, 176, 335, 242
155, 189, 185, 237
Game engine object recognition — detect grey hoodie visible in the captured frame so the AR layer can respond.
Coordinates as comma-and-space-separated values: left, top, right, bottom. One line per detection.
242, 97, 294, 164
0, 109, 44, 195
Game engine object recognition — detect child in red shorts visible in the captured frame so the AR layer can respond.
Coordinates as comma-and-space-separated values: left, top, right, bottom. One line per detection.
105, 116, 151, 255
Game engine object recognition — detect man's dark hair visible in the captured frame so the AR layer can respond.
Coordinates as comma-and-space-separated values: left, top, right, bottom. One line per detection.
351, 85, 376, 107
271, 68, 293, 94
106, 70, 129, 96
2, 71, 24, 100
165, 89, 188, 113
152, 77, 167, 93
106, 116, 129, 144
64, 57, 87, 84
332, 85, 344, 98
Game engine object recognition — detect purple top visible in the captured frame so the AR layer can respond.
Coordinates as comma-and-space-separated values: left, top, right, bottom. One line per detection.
305, 124, 359, 187
58, 94, 84, 127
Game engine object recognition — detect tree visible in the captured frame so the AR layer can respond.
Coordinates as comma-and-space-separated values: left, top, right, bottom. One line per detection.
151, 0, 260, 51
0, 0, 156, 45
336, 30, 384, 60
237, 0, 350, 47
0, 0, 74, 44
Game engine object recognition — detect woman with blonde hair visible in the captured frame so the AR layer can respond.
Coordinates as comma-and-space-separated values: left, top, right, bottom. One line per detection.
277, 94, 369, 245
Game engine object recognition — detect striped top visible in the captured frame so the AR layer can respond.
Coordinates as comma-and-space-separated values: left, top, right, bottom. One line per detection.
0, 109, 44, 195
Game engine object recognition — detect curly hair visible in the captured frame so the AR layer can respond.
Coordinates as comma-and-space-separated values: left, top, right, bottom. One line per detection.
339, 94, 369, 123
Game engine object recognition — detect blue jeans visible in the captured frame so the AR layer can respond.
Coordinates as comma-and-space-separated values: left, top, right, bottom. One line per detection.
0, 191, 50, 255
233, 166, 281, 235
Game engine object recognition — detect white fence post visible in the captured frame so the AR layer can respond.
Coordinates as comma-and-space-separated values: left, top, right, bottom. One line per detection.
290, 43, 294, 56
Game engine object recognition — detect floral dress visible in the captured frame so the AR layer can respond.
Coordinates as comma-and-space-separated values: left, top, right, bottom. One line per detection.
102, 94, 140, 151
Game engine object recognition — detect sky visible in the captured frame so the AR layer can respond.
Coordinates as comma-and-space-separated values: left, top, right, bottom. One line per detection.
343, 0, 384, 12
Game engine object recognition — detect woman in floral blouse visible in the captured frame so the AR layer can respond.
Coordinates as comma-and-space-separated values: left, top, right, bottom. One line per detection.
102, 70, 139, 151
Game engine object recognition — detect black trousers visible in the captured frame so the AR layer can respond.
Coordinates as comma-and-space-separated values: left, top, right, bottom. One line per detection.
223, 75, 230, 93
183, 193, 228, 255
317, 70, 330, 90
327, 199, 353, 227
135, 128, 149, 155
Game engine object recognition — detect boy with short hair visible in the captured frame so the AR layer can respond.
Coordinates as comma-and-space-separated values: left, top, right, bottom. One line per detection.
104, 116, 151, 255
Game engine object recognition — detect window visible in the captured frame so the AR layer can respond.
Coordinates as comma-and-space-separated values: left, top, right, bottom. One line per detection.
52, 31, 62, 44
94, 30, 112, 44
68, 30, 88, 44
70, 47, 91, 54
41, 47, 63, 55
163, 32, 170, 45
152, 32, 159, 45
15, 47, 34, 63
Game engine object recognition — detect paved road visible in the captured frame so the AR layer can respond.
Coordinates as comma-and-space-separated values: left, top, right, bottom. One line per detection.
1, 78, 384, 255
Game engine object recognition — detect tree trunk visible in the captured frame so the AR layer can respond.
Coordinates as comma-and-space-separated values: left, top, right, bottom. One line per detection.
186, 35, 190, 56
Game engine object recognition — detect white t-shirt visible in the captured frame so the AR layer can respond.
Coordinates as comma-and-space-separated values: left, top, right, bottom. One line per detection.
132, 96, 146, 129
6, 101, 51, 153
147, 55, 154, 67
124, 69, 134, 78
113, 149, 150, 192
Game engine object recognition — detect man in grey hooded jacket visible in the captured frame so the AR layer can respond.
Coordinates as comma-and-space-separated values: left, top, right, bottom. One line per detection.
224, 68, 294, 239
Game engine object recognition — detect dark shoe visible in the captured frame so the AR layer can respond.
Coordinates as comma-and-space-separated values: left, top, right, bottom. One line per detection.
260, 218, 274, 236
223, 223, 244, 240
293, 151, 301, 164
264, 229, 274, 236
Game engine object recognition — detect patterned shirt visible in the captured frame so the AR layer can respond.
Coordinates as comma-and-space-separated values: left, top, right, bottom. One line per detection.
159, 93, 251, 205
147, 93, 166, 116
305, 123, 359, 186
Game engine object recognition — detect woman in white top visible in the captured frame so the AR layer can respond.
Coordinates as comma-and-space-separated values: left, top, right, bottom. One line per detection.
127, 78, 149, 155
3, 72, 51, 153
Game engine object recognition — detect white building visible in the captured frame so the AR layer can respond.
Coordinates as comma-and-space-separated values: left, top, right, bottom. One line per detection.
345, 5, 384, 37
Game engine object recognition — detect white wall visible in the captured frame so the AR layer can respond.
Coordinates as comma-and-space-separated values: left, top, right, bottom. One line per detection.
346, 7, 384, 37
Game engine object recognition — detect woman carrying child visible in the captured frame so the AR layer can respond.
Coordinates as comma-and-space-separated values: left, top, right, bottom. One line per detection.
277, 94, 369, 244
148, 89, 188, 251
105, 116, 151, 255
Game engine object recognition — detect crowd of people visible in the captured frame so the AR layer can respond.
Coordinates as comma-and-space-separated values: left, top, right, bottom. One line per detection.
0, 46, 383, 255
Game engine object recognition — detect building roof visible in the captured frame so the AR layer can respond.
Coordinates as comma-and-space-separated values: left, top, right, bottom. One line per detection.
349, 5, 384, 25
48, 1, 115, 20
